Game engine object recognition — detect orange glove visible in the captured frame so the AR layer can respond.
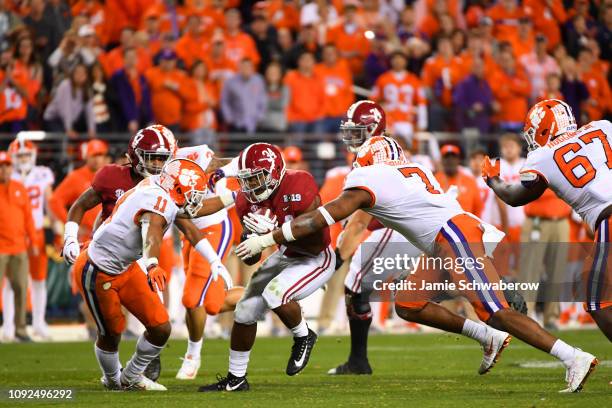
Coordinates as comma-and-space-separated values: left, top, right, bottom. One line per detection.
481, 155, 500, 181
147, 265, 167, 292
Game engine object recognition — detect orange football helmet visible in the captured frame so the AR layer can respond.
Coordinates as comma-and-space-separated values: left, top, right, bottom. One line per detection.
523, 99, 577, 151
354, 136, 409, 168
158, 158, 207, 217
8, 138, 37, 175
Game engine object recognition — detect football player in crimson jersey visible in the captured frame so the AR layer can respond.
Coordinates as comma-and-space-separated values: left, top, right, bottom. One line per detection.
329, 100, 422, 376
484, 99, 612, 341
72, 158, 232, 391
237, 136, 598, 393
198, 143, 336, 392
6, 138, 55, 339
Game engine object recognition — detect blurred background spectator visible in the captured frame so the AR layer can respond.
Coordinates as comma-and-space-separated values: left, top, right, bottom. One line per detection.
258, 61, 288, 132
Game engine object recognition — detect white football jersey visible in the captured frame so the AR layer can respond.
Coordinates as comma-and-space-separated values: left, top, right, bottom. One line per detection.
88, 176, 179, 275
344, 163, 463, 253
521, 120, 612, 230
176, 144, 228, 229
12, 166, 54, 230
476, 175, 500, 226
500, 158, 526, 228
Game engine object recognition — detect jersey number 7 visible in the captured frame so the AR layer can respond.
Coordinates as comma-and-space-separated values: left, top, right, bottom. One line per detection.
398, 166, 442, 194
553, 129, 612, 188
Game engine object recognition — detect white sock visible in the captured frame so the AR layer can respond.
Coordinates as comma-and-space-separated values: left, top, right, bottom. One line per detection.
186, 339, 203, 360
461, 319, 488, 344
122, 335, 164, 383
2, 283, 15, 338
550, 339, 577, 366
31, 280, 47, 330
95, 345, 121, 384
290, 319, 309, 338
228, 349, 250, 377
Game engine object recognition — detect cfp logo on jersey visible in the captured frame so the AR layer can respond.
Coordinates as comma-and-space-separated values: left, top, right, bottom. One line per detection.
114, 189, 125, 200
283, 194, 301, 203
259, 148, 277, 170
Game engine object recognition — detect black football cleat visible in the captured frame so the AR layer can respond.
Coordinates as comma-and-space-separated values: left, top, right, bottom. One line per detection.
198, 373, 249, 392
327, 360, 373, 375
286, 328, 318, 376
143, 355, 161, 382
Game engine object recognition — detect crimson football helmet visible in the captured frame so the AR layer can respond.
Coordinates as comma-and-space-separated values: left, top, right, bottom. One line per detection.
8, 138, 36, 176
158, 158, 208, 217
354, 136, 408, 168
340, 100, 386, 153
523, 99, 577, 151
128, 125, 178, 177
237, 143, 286, 203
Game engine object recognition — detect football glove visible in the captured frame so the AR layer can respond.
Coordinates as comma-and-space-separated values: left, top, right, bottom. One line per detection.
243, 209, 278, 235
211, 259, 233, 289
62, 222, 80, 264
481, 155, 500, 182
236, 232, 275, 261
147, 265, 167, 292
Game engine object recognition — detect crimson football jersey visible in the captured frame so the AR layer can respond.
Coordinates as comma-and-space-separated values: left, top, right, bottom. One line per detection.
236, 169, 330, 257
91, 164, 138, 221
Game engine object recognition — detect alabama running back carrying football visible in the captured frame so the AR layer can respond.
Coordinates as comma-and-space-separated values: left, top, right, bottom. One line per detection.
198, 143, 336, 392
485, 99, 612, 341
237, 136, 598, 393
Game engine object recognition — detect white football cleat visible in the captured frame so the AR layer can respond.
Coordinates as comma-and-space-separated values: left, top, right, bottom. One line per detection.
559, 350, 598, 393
121, 374, 167, 391
100, 376, 122, 391
176, 356, 201, 380
478, 326, 512, 375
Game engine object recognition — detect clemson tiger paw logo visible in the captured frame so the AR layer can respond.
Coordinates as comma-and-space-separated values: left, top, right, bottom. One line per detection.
530, 106, 546, 127
178, 169, 200, 187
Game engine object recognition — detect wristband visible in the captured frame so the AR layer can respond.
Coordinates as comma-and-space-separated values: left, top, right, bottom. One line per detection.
260, 232, 277, 247
220, 157, 239, 178
281, 222, 296, 242
145, 257, 159, 270
219, 191, 236, 207
318, 206, 336, 226
195, 239, 221, 264
64, 221, 79, 238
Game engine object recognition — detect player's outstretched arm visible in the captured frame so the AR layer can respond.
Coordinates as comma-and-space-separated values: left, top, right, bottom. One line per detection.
140, 211, 168, 292
337, 210, 373, 261
192, 192, 236, 218
66, 187, 103, 225
205, 156, 234, 173
482, 155, 547, 207
235, 189, 371, 260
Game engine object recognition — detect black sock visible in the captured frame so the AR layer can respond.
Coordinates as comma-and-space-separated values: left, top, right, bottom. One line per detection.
348, 317, 371, 363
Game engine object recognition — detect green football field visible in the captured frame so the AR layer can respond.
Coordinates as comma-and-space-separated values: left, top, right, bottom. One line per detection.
0, 329, 609, 407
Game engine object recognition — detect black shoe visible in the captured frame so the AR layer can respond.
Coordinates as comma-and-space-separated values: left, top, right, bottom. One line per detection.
327, 360, 373, 375
286, 328, 317, 376
198, 373, 249, 392
143, 355, 161, 382
15, 333, 32, 343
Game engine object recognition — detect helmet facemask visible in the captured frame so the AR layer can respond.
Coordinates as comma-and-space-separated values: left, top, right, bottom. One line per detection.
182, 188, 207, 217
13, 150, 36, 176
134, 149, 172, 177
522, 126, 540, 152
340, 121, 373, 153
238, 167, 278, 203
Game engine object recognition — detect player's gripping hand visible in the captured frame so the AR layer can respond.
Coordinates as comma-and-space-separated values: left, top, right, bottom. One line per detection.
243, 209, 278, 235
62, 221, 80, 264
481, 156, 500, 183
208, 169, 225, 192
211, 259, 233, 289
147, 265, 167, 292
236, 233, 275, 261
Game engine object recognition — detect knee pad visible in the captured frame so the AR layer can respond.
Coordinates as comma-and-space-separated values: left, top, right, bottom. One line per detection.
262, 280, 283, 310
344, 287, 372, 320
234, 296, 267, 325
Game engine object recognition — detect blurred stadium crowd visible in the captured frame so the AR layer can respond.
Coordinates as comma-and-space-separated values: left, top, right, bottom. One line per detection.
0, 0, 611, 342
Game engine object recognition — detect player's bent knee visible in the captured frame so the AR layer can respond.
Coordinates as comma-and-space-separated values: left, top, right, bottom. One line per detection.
147, 321, 172, 343
204, 302, 223, 316
234, 296, 266, 325
394, 301, 427, 320
262, 286, 283, 310
345, 288, 372, 320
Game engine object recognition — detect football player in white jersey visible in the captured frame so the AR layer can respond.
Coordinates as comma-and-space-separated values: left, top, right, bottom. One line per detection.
71, 158, 233, 391
174, 144, 244, 380
237, 136, 598, 393
7, 138, 55, 339
484, 99, 612, 340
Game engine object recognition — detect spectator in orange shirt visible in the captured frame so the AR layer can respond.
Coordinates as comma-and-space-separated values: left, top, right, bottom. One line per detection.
100, 27, 152, 78
537, 71, 564, 101
265, 0, 300, 32
139, 9, 164, 57
284, 23, 321, 69
519, 34, 560, 102
372, 51, 427, 141
434, 144, 483, 217
144, 0, 188, 39
181, 59, 218, 146
223, 8, 261, 68
284, 51, 326, 136
145, 49, 188, 131
577, 48, 611, 121
0, 151, 38, 342
523, 0, 567, 51
508, 17, 535, 59
49, 140, 108, 240
326, 1, 370, 77
0, 63, 28, 132
458, 32, 496, 79
490, 48, 531, 132
487, 0, 526, 44
204, 34, 237, 102
314, 43, 354, 133
11, 35, 42, 110
176, 14, 207, 69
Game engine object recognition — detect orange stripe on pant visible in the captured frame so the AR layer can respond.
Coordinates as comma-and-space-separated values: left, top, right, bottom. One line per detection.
182, 218, 234, 313
396, 214, 509, 322
73, 250, 169, 336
